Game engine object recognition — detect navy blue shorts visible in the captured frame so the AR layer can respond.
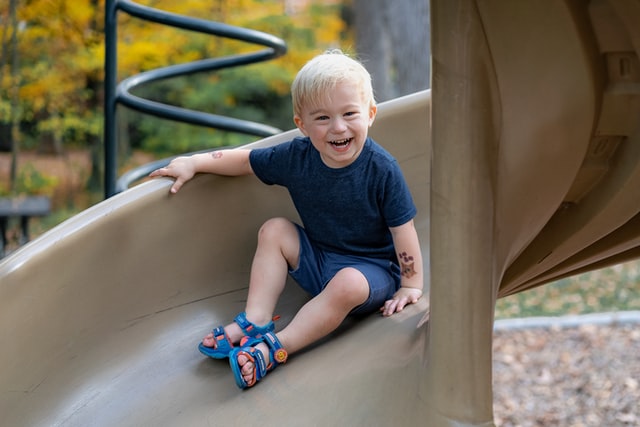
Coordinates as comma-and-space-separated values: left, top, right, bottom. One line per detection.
288, 224, 401, 315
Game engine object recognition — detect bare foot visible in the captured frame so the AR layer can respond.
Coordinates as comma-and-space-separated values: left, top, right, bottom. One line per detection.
236, 342, 270, 386
201, 322, 243, 348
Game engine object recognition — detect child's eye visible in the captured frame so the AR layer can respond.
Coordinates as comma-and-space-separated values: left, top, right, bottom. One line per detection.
315, 115, 329, 121
344, 111, 358, 117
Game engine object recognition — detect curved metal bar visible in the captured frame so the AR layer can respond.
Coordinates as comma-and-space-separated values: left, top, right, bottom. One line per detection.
117, 0, 286, 47
116, 57, 283, 136
115, 159, 170, 195
104, 0, 287, 197
114, 148, 212, 194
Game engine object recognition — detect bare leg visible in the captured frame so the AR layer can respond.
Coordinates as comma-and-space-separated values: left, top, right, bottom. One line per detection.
202, 218, 300, 347
236, 267, 370, 384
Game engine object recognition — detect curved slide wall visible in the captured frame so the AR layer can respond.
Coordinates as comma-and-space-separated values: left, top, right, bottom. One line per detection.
0, 92, 431, 426
3, 1, 640, 426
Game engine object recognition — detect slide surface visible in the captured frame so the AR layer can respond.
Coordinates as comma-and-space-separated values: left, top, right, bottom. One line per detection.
0, 92, 431, 427
3, 1, 640, 426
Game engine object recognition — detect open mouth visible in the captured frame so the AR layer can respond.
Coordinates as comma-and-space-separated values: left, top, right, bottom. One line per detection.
329, 137, 353, 148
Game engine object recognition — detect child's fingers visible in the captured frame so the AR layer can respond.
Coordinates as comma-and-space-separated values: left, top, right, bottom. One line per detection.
381, 298, 402, 316
170, 178, 185, 193
149, 166, 173, 178
148, 165, 192, 194
381, 291, 422, 316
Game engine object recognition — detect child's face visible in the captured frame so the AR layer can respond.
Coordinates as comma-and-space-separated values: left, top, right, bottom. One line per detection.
294, 82, 377, 168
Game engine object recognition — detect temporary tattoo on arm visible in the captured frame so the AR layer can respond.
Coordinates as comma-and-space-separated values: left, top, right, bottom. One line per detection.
211, 151, 223, 159
398, 252, 417, 278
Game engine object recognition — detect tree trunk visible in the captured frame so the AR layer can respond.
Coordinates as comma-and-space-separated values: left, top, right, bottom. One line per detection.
353, 0, 430, 101
87, 0, 103, 193
9, 0, 19, 193
353, 0, 394, 101
386, 0, 430, 96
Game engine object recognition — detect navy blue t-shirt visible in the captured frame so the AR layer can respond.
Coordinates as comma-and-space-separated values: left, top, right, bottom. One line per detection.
249, 137, 416, 261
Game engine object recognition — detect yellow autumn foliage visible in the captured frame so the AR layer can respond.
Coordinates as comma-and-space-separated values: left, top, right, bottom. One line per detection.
1, 0, 351, 148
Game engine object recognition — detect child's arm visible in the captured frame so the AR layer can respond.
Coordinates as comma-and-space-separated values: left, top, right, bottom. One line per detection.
381, 219, 425, 317
149, 149, 253, 194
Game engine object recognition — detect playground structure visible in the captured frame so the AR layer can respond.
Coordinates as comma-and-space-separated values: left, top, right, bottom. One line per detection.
104, 0, 287, 197
2, 0, 640, 425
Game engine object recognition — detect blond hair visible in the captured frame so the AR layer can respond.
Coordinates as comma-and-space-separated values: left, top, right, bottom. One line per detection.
291, 49, 375, 117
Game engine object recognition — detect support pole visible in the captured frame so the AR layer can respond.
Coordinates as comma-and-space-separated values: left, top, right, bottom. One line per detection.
427, 0, 498, 425
104, 0, 118, 198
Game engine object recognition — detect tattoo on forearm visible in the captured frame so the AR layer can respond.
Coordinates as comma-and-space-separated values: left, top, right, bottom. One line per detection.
211, 151, 223, 159
398, 252, 417, 278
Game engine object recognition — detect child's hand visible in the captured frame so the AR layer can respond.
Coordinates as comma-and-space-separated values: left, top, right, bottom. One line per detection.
380, 287, 422, 317
149, 156, 196, 194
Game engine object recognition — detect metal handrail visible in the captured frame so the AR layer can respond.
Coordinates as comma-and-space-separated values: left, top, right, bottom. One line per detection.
104, 0, 287, 197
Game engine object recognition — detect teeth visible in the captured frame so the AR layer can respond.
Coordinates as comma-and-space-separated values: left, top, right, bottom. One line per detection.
330, 138, 352, 146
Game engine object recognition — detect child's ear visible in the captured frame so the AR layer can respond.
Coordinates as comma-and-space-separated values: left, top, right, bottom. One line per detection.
368, 104, 377, 127
294, 115, 309, 136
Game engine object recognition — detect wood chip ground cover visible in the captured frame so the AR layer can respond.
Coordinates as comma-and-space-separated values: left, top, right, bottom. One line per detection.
493, 323, 640, 426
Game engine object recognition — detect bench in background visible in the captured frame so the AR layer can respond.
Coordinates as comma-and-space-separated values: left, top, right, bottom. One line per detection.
0, 196, 51, 258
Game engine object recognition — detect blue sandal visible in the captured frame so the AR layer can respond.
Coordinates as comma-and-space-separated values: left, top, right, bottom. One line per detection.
198, 312, 278, 359
229, 332, 288, 389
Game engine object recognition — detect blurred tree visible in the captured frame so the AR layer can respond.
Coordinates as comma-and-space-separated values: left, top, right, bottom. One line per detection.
118, 0, 351, 156
1, 0, 105, 191
351, 0, 430, 101
2, 0, 20, 192
0, 0, 350, 193
7, 0, 104, 153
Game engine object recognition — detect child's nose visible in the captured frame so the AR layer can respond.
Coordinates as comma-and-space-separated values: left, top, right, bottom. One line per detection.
331, 118, 347, 132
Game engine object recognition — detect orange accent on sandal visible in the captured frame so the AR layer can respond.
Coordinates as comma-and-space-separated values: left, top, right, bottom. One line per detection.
274, 348, 288, 364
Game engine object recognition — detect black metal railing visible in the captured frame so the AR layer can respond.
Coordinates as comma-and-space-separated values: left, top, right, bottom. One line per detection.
104, 0, 287, 197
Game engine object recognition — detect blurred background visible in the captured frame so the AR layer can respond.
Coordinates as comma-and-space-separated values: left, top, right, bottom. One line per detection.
0, 0, 428, 224
0, 0, 638, 317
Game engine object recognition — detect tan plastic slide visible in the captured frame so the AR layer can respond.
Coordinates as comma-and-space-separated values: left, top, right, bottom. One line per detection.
2, 1, 640, 426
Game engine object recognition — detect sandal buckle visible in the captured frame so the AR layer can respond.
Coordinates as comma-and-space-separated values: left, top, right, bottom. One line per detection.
274, 348, 288, 364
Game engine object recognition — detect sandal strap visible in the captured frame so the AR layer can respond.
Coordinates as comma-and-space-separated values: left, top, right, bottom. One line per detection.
212, 325, 226, 340
263, 332, 288, 365
199, 327, 232, 359
248, 339, 270, 380
232, 333, 288, 388
234, 312, 278, 338
234, 337, 270, 385
199, 314, 280, 360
